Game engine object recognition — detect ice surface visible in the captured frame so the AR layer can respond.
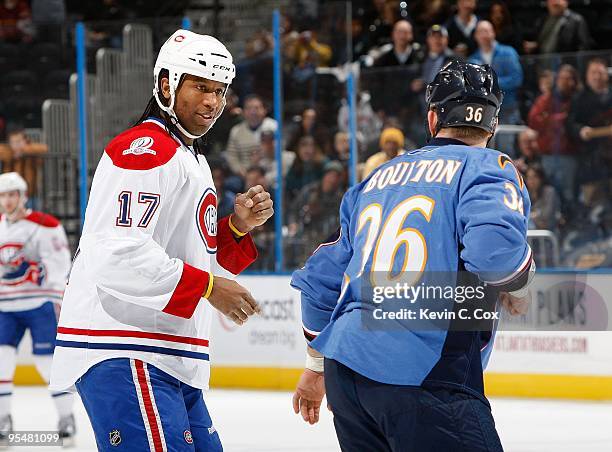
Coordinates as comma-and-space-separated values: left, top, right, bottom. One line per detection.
8, 387, 612, 451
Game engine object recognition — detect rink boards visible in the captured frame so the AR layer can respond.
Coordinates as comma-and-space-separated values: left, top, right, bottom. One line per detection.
15, 272, 612, 400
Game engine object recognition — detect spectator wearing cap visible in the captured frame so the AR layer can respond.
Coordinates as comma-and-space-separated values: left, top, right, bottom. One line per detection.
374, 20, 424, 68
445, 0, 479, 58
469, 20, 523, 155
256, 127, 295, 188
422, 25, 456, 85
524, 0, 591, 54
285, 136, 326, 199
225, 94, 277, 178
0, 128, 47, 209
362, 127, 405, 179
288, 160, 345, 264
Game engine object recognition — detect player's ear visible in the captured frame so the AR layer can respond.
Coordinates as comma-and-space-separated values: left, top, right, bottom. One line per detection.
427, 110, 437, 137
160, 77, 171, 101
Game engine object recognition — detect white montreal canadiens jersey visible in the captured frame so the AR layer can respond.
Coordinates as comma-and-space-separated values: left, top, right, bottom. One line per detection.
0, 211, 71, 312
49, 118, 257, 392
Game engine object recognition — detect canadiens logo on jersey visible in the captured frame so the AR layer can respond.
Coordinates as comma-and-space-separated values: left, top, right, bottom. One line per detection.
196, 187, 218, 252
0, 243, 24, 266
122, 137, 156, 156
0, 243, 45, 286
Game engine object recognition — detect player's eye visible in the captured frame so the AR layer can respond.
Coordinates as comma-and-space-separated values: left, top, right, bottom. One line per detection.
215, 88, 224, 96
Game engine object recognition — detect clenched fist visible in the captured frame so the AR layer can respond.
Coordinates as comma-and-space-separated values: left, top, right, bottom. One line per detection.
231, 185, 274, 233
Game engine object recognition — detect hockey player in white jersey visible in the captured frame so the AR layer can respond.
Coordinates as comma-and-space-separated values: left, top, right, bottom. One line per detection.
49, 30, 273, 451
0, 172, 75, 448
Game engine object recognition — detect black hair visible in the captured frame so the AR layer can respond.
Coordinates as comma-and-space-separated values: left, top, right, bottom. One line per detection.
134, 69, 207, 154
245, 165, 266, 177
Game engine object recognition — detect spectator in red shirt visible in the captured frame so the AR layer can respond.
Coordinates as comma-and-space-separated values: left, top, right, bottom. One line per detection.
0, 0, 33, 42
528, 64, 580, 202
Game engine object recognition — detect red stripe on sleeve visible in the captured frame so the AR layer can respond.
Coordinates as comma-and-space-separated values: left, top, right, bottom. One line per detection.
216, 216, 258, 275
162, 263, 209, 319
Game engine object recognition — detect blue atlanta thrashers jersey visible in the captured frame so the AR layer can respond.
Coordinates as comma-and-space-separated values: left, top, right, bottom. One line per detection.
291, 137, 533, 397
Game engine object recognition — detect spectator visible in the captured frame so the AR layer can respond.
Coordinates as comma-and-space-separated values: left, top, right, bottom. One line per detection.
0, 128, 47, 208
537, 70, 555, 97
487, 0, 521, 51
359, 0, 398, 50
225, 94, 277, 178
285, 136, 326, 199
525, 164, 561, 231
289, 30, 332, 86
528, 64, 580, 201
470, 20, 523, 155
84, 0, 133, 49
513, 128, 541, 175
31, 0, 65, 42
566, 58, 612, 186
338, 91, 382, 154
421, 25, 456, 85
373, 20, 424, 67
286, 107, 331, 156
524, 0, 591, 54
0, 0, 33, 43
288, 160, 345, 264
210, 161, 235, 219
331, 131, 350, 163
234, 30, 274, 99
362, 127, 405, 179
256, 127, 295, 188
410, 0, 452, 41
445, 0, 479, 58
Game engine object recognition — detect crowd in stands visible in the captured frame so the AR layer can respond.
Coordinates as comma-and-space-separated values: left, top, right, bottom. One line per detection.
212, 0, 612, 269
1, 0, 611, 269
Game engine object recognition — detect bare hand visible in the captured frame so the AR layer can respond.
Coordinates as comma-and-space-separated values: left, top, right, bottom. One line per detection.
207, 276, 261, 325
292, 369, 326, 425
579, 126, 593, 142
500, 291, 531, 316
233, 185, 274, 233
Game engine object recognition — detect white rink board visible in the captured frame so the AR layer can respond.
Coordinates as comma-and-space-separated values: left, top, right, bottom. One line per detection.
210, 275, 305, 368
16, 273, 612, 377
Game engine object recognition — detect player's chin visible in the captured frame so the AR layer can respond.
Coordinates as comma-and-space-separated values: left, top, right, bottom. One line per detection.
193, 114, 215, 133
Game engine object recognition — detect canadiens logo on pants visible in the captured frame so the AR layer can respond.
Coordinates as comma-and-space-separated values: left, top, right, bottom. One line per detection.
196, 187, 218, 252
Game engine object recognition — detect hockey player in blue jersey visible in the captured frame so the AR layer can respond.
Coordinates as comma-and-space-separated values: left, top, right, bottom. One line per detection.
291, 61, 535, 451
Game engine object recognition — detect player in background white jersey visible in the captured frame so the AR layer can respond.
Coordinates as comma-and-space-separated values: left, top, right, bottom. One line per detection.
0, 172, 75, 448
49, 30, 273, 451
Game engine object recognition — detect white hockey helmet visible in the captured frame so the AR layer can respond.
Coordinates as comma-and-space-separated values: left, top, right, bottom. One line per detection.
0, 172, 28, 195
153, 29, 236, 140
